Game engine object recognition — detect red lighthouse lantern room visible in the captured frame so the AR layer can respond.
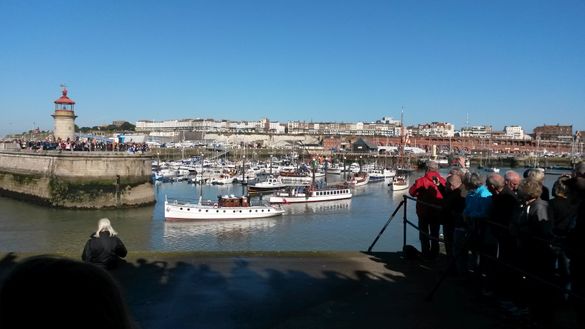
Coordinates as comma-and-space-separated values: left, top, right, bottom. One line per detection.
54, 86, 76, 111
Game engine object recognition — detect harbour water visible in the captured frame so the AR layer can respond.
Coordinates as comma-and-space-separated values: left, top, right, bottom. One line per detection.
0, 168, 564, 254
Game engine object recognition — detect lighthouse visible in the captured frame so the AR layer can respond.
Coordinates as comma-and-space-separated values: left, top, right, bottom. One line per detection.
51, 86, 77, 141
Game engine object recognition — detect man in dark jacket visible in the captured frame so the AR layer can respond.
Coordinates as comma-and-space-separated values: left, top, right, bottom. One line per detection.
409, 161, 446, 259
567, 161, 585, 327
82, 218, 127, 269
440, 174, 466, 259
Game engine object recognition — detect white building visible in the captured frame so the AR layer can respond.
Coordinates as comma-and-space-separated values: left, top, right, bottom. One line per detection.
459, 125, 492, 138
413, 122, 455, 137
504, 125, 526, 140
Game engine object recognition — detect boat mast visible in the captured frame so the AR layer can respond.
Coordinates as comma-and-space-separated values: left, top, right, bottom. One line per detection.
399, 107, 405, 169
199, 153, 204, 204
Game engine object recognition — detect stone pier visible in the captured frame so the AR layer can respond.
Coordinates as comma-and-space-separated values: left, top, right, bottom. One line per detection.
0, 150, 154, 208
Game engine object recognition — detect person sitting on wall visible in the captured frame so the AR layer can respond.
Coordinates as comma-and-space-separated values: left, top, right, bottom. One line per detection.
82, 218, 128, 269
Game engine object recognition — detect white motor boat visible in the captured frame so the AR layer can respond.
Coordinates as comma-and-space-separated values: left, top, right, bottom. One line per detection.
164, 195, 285, 221
347, 172, 369, 187
248, 176, 287, 192
269, 185, 352, 204
389, 175, 409, 191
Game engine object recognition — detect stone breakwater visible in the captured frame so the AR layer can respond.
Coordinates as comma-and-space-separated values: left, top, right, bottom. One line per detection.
0, 151, 154, 208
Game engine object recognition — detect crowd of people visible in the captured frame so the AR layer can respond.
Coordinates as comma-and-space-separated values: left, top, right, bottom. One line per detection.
11, 138, 150, 153
409, 160, 585, 328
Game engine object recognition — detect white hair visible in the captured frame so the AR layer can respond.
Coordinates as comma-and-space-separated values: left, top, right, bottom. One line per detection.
95, 218, 117, 237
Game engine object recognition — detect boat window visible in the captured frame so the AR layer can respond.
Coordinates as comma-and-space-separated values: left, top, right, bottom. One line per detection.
216, 210, 219, 212
180, 207, 183, 210
205, 210, 208, 212
187, 208, 190, 211
261, 210, 264, 212
199, 209, 201, 212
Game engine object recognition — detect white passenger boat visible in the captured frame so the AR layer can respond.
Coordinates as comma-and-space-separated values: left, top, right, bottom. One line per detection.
269, 184, 352, 204
277, 170, 318, 186
164, 195, 285, 221
367, 168, 396, 182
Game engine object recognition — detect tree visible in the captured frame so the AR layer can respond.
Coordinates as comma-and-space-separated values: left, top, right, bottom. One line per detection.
119, 122, 135, 131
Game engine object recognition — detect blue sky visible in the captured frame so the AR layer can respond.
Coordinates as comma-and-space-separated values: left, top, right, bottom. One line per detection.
1, 0, 584, 137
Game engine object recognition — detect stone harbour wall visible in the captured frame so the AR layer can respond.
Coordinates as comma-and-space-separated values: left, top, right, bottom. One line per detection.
0, 151, 154, 208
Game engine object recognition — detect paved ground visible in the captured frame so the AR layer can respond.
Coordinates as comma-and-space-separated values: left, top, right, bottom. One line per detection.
0, 251, 576, 329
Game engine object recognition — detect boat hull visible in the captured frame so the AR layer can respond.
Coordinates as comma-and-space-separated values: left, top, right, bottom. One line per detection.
389, 183, 409, 191
165, 201, 285, 221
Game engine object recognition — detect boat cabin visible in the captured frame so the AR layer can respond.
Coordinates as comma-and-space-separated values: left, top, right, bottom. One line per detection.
217, 195, 249, 207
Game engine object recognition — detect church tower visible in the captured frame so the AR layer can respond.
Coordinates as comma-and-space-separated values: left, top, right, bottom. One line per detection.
51, 86, 77, 141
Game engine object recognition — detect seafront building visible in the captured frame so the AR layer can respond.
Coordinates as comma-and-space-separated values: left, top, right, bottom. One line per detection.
131, 116, 584, 156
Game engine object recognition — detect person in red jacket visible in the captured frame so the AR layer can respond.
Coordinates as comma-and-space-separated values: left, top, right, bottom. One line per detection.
409, 160, 446, 259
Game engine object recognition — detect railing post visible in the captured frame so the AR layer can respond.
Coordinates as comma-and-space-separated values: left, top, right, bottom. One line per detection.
367, 200, 405, 252
403, 195, 407, 250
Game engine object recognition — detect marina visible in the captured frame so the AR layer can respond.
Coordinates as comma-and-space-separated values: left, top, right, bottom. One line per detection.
0, 166, 565, 254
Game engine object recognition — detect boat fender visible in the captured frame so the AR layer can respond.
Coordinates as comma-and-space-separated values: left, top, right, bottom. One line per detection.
166, 207, 170, 212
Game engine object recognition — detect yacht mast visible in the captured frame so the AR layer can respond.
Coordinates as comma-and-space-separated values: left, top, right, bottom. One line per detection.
399, 107, 405, 168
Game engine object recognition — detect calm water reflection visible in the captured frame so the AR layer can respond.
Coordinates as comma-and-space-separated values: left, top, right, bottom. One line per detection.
0, 168, 565, 254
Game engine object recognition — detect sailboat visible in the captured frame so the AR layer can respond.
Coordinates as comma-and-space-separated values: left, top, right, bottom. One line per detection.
389, 108, 412, 191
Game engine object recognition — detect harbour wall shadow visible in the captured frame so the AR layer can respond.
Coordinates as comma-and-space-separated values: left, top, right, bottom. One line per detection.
0, 251, 532, 329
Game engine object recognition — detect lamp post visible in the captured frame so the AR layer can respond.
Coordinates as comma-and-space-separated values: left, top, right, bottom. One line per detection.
343, 156, 347, 179
269, 154, 273, 175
